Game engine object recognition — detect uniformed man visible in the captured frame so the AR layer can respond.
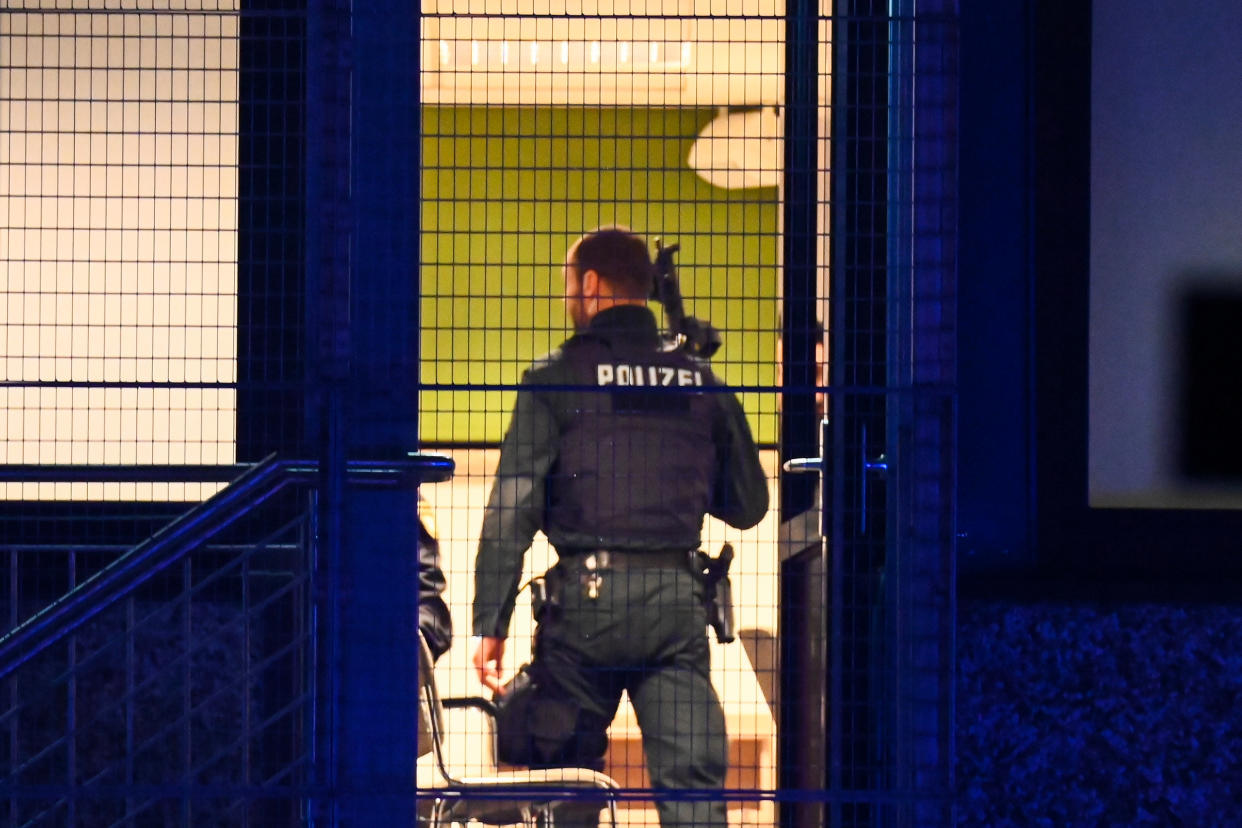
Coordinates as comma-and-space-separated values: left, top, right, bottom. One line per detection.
471, 227, 769, 828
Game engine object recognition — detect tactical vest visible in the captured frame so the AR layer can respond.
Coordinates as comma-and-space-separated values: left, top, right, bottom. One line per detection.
543, 334, 719, 550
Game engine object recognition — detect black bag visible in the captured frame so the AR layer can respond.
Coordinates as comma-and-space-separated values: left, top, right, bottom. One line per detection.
494, 662, 608, 769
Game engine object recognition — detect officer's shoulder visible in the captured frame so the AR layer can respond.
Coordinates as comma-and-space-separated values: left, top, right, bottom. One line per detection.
682, 351, 712, 370
525, 346, 571, 378
558, 332, 612, 359
698, 362, 731, 391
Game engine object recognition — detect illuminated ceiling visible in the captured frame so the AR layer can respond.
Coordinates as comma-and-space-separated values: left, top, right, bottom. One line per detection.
420, 0, 787, 107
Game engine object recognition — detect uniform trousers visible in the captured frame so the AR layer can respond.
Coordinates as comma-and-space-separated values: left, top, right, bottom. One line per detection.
534, 554, 729, 828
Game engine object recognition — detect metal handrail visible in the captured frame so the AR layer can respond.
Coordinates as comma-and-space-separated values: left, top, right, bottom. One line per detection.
0, 452, 454, 680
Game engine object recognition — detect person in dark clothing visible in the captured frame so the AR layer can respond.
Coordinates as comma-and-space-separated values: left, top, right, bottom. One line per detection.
471, 227, 769, 828
418, 495, 453, 661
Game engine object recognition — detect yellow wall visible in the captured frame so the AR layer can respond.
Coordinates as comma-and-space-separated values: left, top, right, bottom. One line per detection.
419, 106, 781, 445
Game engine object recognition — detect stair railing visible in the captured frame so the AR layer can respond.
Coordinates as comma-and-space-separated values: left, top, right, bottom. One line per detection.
0, 452, 453, 681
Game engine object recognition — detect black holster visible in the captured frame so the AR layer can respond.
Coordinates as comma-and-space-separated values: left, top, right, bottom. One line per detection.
707, 573, 735, 644
529, 566, 564, 624
697, 544, 736, 644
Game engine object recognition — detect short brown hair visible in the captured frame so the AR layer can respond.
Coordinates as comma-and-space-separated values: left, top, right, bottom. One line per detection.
570, 228, 654, 299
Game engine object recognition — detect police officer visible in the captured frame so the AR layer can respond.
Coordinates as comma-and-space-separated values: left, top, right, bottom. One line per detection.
471, 227, 768, 828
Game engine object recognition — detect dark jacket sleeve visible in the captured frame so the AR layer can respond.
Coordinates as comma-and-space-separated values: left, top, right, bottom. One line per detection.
418, 518, 453, 661
472, 375, 560, 638
709, 389, 770, 529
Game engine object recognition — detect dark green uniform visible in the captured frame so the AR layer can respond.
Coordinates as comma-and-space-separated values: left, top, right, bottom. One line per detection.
473, 304, 768, 828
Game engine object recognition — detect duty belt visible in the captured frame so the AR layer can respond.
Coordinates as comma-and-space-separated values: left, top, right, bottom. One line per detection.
562, 549, 691, 570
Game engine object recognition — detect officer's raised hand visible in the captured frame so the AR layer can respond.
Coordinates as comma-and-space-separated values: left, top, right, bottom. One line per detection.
472, 635, 507, 695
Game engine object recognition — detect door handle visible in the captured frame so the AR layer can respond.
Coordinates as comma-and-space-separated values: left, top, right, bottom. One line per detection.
784, 415, 830, 475
783, 457, 823, 474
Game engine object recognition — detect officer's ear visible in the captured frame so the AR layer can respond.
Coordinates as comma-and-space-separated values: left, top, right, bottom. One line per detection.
581, 268, 600, 299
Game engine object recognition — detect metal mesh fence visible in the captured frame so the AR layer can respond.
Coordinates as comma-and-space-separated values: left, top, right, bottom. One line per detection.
416, 2, 954, 827
1, 3, 314, 824
1, 0, 956, 824
418, 3, 786, 825
1, 2, 248, 502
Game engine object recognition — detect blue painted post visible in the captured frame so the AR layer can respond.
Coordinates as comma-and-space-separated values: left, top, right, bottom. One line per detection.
305, 1, 352, 822
338, 0, 423, 823
307, 0, 424, 823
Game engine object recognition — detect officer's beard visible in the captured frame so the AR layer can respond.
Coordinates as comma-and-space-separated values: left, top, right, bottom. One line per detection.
566, 299, 589, 332
566, 272, 590, 331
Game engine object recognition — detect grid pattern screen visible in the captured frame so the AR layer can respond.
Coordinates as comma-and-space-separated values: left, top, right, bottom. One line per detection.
416, 2, 809, 825
1, 1, 239, 501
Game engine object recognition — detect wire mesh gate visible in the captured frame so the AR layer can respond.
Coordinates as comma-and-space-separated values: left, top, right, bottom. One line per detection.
1, 0, 955, 824
0, 3, 318, 823
417, 1, 956, 826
